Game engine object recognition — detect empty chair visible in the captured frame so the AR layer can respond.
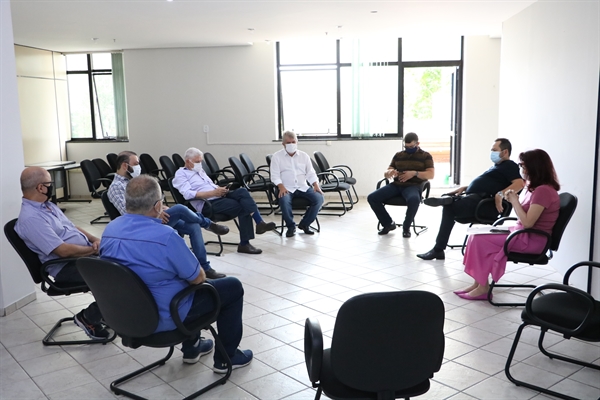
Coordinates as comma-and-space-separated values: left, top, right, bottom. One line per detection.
92, 158, 115, 187
229, 156, 276, 215
240, 153, 271, 182
203, 152, 237, 187
76, 257, 230, 399
314, 151, 359, 205
3, 219, 116, 346
172, 153, 185, 168
305, 290, 445, 400
311, 159, 352, 216
505, 261, 600, 400
106, 152, 119, 172
159, 155, 178, 179
140, 153, 170, 204
80, 159, 111, 223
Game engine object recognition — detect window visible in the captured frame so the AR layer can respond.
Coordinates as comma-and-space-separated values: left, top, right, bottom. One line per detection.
66, 53, 128, 140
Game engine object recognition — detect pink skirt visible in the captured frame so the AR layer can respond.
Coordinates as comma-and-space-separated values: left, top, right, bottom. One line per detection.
463, 229, 548, 285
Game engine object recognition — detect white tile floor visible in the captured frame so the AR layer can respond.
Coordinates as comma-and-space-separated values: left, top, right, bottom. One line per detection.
1, 195, 599, 400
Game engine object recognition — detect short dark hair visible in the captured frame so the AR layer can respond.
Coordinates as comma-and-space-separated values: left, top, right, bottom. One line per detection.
116, 151, 137, 170
404, 132, 419, 143
519, 149, 560, 191
495, 138, 512, 156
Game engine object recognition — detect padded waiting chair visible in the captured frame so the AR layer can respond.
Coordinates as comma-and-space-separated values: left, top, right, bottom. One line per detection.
168, 178, 238, 256
3, 219, 116, 346
80, 159, 111, 224
305, 291, 445, 400
311, 159, 353, 216
101, 191, 121, 220
505, 261, 600, 400
106, 152, 119, 172
447, 196, 513, 255
140, 153, 170, 204
92, 158, 115, 188
172, 153, 185, 169
229, 156, 277, 216
203, 152, 237, 187
374, 178, 431, 236
314, 151, 359, 206
76, 257, 231, 400
487, 192, 578, 307
240, 153, 271, 183
159, 155, 178, 180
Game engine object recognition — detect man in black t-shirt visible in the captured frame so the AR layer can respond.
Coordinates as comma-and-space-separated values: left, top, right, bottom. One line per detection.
417, 138, 524, 260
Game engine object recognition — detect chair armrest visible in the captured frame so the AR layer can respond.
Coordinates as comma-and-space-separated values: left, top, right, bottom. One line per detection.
503, 228, 551, 257
170, 282, 221, 337
331, 164, 354, 178
41, 258, 88, 293
304, 317, 323, 385
564, 261, 600, 286
493, 216, 517, 226
242, 171, 269, 188
474, 198, 511, 224
376, 178, 390, 189
525, 283, 596, 337
325, 166, 349, 179
317, 171, 342, 190
420, 180, 431, 199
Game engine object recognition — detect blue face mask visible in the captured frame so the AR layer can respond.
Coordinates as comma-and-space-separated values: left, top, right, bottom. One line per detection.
405, 146, 418, 154
490, 151, 502, 164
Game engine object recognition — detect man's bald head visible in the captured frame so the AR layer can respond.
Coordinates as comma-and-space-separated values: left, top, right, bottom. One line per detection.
21, 167, 50, 193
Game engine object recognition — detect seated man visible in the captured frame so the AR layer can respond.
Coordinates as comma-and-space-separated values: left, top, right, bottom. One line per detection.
270, 131, 324, 237
417, 138, 525, 260
173, 148, 276, 255
367, 132, 435, 238
108, 151, 228, 279
15, 167, 108, 339
100, 175, 252, 371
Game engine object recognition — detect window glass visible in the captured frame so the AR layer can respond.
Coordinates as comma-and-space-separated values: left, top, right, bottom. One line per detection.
340, 38, 398, 64
67, 74, 92, 138
402, 36, 461, 61
279, 40, 337, 65
92, 74, 116, 138
91, 53, 112, 70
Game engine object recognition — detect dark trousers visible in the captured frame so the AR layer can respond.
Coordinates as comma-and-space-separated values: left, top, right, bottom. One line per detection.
182, 277, 244, 358
54, 262, 103, 325
367, 184, 422, 230
208, 188, 257, 243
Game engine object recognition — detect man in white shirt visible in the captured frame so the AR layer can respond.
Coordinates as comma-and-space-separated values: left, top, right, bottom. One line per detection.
270, 131, 324, 237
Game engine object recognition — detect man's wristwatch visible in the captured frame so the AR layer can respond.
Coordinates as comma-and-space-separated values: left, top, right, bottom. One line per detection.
497, 191, 504, 199
415, 171, 419, 178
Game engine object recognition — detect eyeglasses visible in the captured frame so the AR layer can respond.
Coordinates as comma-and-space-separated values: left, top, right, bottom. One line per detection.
154, 195, 165, 207
40, 181, 54, 186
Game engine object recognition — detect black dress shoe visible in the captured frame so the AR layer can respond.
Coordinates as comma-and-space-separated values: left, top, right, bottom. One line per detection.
286, 227, 296, 237
402, 230, 411, 238
423, 197, 454, 207
205, 269, 226, 279
416, 249, 445, 260
378, 223, 397, 235
237, 244, 262, 254
297, 225, 314, 235
206, 222, 229, 236
256, 221, 277, 235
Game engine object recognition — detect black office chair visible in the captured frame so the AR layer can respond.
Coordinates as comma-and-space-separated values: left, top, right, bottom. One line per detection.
106, 152, 119, 172
3, 219, 116, 346
76, 257, 231, 400
229, 156, 276, 215
159, 155, 178, 180
172, 153, 185, 169
311, 159, 353, 216
168, 178, 238, 256
80, 159, 111, 224
92, 158, 115, 188
374, 178, 431, 236
447, 196, 513, 255
505, 261, 600, 400
140, 153, 170, 204
314, 151, 359, 206
240, 153, 271, 182
488, 192, 578, 307
101, 191, 121, 220
203, 152, 237, 187
305, 291, 445, 400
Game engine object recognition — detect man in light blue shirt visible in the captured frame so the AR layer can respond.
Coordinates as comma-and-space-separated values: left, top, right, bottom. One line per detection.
101, 175, 252, 371
15, 167, 108, 340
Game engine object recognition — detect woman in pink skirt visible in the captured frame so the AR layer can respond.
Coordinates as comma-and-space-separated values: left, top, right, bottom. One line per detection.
455, 149, 561, 300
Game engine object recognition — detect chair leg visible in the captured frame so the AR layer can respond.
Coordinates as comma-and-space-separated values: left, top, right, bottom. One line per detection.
205, 220, 239, 256
43, 316, 117, 346
487, 280, 537, 307
537, 329, 600, 370
505, 323, 593, 400
90, 214, 110, 225
319, 193, 348, 216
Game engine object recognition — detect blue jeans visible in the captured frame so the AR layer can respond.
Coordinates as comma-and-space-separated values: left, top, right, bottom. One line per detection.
166, 204, 213, 272
367, 183, 422, 230
278, 188, 324, 228
208, 188, 258, 243
181, 277, 244, 359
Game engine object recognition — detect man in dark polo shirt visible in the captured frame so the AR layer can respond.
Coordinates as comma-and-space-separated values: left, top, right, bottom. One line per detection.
367, 132, 435, 238
417, 138, 524, 260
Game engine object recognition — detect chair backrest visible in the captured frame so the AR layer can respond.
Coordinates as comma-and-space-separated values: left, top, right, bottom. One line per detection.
330, 291, 445, 394
92, 158, 114, 185
266, 154, 272, 167
159, 155, 177, 179
311, 159, 323, 177
101, 191, 121, 220
313, 151, 331, 172
228, 156, 250, 184
77, 257, 159, 338
203, 153, 221, 174
80, 159, 103, 193
168, 177, 189, 207
140, 153, 159, 176
240, 153, 256, 173
4, 218, 45, 284
172, 153, 185, 168
550, 192, 577, 251
106, 153, 118, 172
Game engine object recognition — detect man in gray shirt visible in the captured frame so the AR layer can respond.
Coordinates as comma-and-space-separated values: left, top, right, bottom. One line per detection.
15, 167, 109, 339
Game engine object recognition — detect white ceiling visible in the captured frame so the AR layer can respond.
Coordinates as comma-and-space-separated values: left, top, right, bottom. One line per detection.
10, 0, 537, 53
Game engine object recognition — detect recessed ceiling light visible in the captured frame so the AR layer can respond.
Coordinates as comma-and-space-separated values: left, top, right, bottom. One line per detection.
167, 0, 173, 2
371, 10, 378, 13
248, 28, 255, 32
91, 38, 98, 41
337, 25, 343, 29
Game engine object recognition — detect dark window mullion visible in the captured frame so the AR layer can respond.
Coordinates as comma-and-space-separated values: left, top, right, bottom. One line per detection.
336, 40, 341, 137
398, 38, 404, 139
87, 54, 97, 139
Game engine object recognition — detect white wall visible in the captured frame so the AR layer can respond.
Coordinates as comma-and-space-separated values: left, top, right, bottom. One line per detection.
461, 36, 501, 183
0, 1, 36, 314
499, 0, 600, 286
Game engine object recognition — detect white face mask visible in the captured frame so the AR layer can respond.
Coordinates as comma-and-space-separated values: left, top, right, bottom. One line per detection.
285, 143, 297, 154
193, 162, 204, 173
129, 164, 142, 178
